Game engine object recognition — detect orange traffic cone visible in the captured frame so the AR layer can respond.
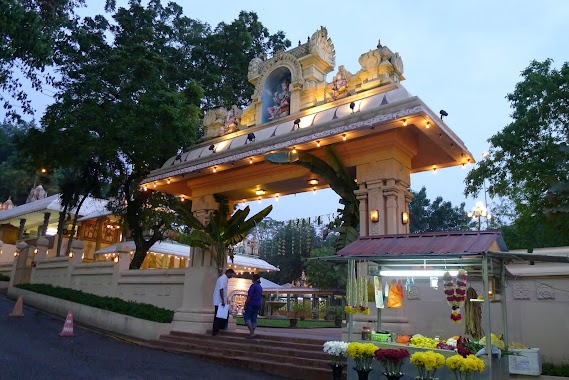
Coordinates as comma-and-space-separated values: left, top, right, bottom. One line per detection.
9, 295, 24, 317
59, 311, 74, 337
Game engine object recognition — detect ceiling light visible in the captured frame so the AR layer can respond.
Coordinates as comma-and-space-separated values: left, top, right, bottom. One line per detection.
342, 134, 347, 141
316, 140, 320, 147
307, 179, 319, 186
255, 189, 266, 196
292, 147, 297, 154
403, 119, 407, 126
380, 270, 460, 277
249, 158, 253, 164
426, 121, 431, 129
213, 166, 217, 173
167, 178, 171, 184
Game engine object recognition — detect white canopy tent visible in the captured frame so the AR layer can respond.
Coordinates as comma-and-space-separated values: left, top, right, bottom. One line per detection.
93, 240, 279, 272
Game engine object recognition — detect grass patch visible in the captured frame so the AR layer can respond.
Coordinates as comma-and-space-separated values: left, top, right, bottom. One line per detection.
0, 274, 9, 281
16, 283, 174, 323
235, 317, 337, 328
543, 363, 569, 377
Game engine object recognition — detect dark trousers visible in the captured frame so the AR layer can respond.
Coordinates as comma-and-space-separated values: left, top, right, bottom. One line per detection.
212, 305, 228, 336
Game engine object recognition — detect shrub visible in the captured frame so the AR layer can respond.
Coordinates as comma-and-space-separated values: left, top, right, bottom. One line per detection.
543, 363, 569, 377
0, 274, 10, 281
16, 283, 174, 323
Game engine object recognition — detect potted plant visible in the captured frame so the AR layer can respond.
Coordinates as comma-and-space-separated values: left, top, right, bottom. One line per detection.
410, 350, 446, 380
346, 342, 377, 380
290, 301, 303, 327
446, 354, 485, 380
323, 341, 349, 380
327, 305, 345, 327
374, 348, 410, 380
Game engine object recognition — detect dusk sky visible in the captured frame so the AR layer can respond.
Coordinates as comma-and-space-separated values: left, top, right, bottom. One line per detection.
9, 0, 569, 222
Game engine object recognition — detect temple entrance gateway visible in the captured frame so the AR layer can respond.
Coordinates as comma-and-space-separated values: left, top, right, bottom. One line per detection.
144, 27, 474, 333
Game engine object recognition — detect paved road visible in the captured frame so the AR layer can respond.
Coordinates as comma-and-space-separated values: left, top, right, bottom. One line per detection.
0, 295, 285, 380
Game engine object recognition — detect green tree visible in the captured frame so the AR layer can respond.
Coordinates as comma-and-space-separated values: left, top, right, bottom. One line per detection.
1, 0, 84, 119
465, 59, 569, 220
176, 195, 273, 272
409, 186, 473, 232
17, 0, 203, 265
304, 246, 346, 290
192, 11, 290, 109
465, 59, 569, 248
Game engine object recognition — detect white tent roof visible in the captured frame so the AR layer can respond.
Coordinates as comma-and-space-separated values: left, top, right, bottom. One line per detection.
94, 240, 279, 271
260, 277, 282, 288
0, 195, 109, 228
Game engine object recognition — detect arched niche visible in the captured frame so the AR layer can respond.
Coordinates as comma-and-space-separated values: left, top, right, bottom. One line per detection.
261, 67, 292, 124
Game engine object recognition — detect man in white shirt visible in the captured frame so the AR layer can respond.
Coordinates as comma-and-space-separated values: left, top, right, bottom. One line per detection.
212, 268, 236, 336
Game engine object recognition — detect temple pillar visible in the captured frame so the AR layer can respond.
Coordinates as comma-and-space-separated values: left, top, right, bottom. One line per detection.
171, 194, 222, 333
356, 153, 412, 236
41, 212, 50, 236
18, 218, 26, 240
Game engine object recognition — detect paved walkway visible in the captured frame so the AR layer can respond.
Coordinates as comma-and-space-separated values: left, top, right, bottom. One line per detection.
0, 295, 285, 380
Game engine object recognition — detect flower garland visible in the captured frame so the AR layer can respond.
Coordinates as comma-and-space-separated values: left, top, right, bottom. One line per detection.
443, 269, 467, 323
345, 261, 370, 315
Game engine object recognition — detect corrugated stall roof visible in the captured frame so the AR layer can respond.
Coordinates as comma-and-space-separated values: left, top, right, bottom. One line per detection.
336, 230, 507, 257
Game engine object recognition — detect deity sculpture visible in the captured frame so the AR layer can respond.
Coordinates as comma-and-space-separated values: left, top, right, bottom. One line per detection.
267, 79, 291, 121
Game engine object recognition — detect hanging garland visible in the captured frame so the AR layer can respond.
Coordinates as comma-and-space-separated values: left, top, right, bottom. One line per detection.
345, 261, 370, 315
443, 269, 468, 323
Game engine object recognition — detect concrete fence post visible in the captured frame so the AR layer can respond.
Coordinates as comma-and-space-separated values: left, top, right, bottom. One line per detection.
30, 237, 49, 284
111, 243, 132, 297
67, 239, 84, 288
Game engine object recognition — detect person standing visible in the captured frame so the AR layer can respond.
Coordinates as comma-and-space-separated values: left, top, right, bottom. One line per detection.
244, 274, 263, 339
212, 268, 235, 336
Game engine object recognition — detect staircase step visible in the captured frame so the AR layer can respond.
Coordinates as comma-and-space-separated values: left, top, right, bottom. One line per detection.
206, 329, 329, 345
156, 334, 329, 360
144, 342, 333, 380
160, 334, 327, 357
146, 329, 341, 380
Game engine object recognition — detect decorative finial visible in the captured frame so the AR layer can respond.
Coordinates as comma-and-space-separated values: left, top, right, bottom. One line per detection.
377, 39, 382, 49
298, 40, 301, 46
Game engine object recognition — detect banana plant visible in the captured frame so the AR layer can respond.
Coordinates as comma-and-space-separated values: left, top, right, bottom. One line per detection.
175, 195, 273, 271
264, 146, 359, 251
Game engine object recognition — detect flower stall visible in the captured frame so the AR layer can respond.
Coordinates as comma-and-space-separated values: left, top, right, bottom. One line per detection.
312, 230, 567, 379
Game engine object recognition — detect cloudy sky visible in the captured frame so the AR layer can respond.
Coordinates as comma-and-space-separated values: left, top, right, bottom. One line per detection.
12, 0, 569, 222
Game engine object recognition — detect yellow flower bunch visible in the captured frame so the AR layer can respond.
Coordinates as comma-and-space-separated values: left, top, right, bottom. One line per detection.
479, 333, 505, 350
410, 350, 445, 372
409, 336, 438, 348
347, 342, 377, 370
346, 342, 378, 359
446, 354, 485, 374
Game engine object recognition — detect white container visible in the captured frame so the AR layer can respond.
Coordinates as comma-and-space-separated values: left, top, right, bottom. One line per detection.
508, 348, 542, 376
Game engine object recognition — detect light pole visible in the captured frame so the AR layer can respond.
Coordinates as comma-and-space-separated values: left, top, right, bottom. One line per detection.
468, 201, 491, 231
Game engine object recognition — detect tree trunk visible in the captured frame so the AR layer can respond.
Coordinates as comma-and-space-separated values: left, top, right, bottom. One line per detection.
55, 206, 69, 257
65, 194, 88, 255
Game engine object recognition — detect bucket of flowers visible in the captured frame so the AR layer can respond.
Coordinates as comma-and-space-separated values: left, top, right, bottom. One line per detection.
346, 342, 378, 380
323, 341, 349, 380
373, 348, 410, 380
446, 354, 485, 380
410, 350, 446, 380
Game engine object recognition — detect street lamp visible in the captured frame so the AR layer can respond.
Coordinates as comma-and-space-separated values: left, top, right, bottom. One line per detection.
468, 201, 491, 231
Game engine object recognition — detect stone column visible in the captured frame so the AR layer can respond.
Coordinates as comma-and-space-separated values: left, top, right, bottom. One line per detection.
355, 187, 369, 237
356, 154, 412, 236
171, 194, 222, 333
18, 218, 26, 240
41, 212, 51, 236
